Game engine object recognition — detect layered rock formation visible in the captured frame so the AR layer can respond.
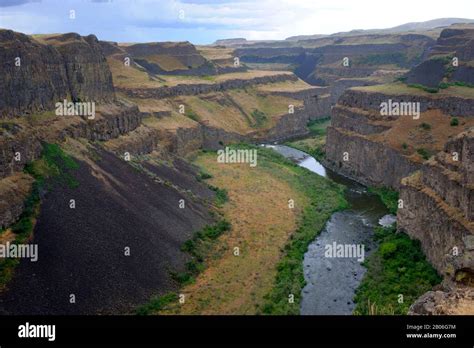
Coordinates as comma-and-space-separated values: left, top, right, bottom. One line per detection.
0, 30, 115, 119
0, 30, 69, 118
398, 130, 474, 282
406, 28, 474, 88
324, 28, 474, 312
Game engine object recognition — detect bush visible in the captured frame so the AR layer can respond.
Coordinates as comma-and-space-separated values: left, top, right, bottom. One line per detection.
136, 293, 178, 315
408, 84, 438, 94
176, 220, 231, 284
354, 226, 442, 315
417, 148, 431, 160
251, 109, 267, 127
420, 122, 431, 131
209, 185, 229, 206
450, 117, 459, 126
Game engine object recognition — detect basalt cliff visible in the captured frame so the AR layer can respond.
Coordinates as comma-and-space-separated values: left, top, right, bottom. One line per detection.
324, 26, 474, 313
0, 29, 330, 314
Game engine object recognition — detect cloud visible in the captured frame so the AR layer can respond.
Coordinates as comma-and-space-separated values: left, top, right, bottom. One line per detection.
0, 0, 40, 7
0, 0, 473, 44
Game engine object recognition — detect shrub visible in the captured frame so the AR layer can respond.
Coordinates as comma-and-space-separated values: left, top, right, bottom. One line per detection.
417, 148, 431, 160
251, 109, 267, 127
209, 185, 229, 206
354, 226, 442, 315
450, 117, 459, 126
420, 122, 431, 131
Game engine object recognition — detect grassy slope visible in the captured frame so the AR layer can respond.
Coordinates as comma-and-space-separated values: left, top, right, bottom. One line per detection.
148, 145, 346, 314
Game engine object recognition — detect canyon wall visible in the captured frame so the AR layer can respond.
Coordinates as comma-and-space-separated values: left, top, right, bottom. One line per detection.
398, 130, 474, 282
0, 30, 115, 119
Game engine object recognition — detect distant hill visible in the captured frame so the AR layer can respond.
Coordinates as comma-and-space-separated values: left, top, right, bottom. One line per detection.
284, 18, 474, 41
388, 18, 474, 32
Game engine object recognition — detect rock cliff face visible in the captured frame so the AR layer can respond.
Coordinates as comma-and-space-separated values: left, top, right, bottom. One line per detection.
123, 41, 217, 75
0, 30, 115, 119
324, 89, 426, 188
235, 34, 433, 85
0, 102, 141, 181
44, 33, 115, 103
0, 30, 69, 118
398, 130, 474, 282
117, 73, 298, 98
325, 125, 420, 188
409, 286, 474, 315
406, 28, 474, 88
0, 173, 34, 229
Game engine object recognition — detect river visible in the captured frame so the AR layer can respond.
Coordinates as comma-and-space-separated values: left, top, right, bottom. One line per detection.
267, 145, 393, 315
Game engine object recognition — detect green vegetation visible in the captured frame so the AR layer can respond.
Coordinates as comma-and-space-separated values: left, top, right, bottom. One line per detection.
184, 108, 200, 122
419, 122, 431, 131
450, 117, 459, 127
307, 117, 331, 137
286, 117, 331, 162
196, 170, 213, 181
354, 225, 442, 315
26, 143, 80, 189
408, 84, 439, 94
250, 109, 267, 128
0, 143, 79, 290
416, 148, 431, 160
209, 185, 229, 206
172, 220, 231, 285
439, 81, 474, 89
402, 142, 408, 150
259, 146, 348, 314
368, 187, 399, 214
136, 293, 179, 315
407, 80, 474, 94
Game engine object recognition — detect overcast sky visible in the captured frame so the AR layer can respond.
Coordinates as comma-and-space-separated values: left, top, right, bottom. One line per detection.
0, 0, 473, 44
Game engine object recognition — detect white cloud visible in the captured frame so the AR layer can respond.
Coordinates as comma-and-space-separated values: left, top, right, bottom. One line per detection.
0, 0, 473, 43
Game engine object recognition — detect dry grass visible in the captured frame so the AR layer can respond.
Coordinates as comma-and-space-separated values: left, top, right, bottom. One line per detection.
197, 46, 235, 61
159, 152, 306, 314
355, 82, 474, 99
368, 110, 474, 162
139, 54, 188, 71
256, 79, 315, 93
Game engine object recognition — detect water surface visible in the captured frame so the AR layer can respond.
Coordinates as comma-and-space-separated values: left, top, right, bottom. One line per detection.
269, 145, 391, 315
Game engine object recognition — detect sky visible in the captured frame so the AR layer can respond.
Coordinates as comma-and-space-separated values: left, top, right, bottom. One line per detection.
0, 0, 473, 44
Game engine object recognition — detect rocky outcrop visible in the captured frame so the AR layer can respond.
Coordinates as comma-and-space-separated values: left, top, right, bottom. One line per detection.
0, 30, 115, 119
0, 102, 141, 179
405, 28, 474, 88
0, 173, 34, 229
0, 30, 69, 118
398, 130, 474, 282
409, 286, 474, 315
117, 73, 298, 99
325, 126, 420, 188
123, 41, 217, 76
338, 88, 474, 117
45, 33, 115, 103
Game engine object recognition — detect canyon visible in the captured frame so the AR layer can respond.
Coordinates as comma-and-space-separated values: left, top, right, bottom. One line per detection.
0, 20, 473, 315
